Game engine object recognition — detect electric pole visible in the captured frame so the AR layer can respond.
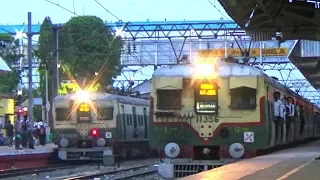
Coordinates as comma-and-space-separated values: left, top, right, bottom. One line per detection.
27, 12, 33, 123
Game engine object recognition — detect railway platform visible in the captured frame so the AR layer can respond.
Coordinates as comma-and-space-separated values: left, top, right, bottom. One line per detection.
182, 140, 320, 180
0, 143, 58, 170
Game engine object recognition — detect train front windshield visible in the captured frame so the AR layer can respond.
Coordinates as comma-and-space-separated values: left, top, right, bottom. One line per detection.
195, 82, 217, 114
77, 103, 91, 121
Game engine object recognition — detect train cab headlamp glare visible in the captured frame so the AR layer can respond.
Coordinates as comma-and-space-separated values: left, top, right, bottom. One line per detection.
193, 62, 216, 78
75, 89, 90, 102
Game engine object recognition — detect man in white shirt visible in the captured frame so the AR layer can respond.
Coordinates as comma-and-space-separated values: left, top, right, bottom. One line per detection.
273, 92, 284, 143
285, 97, 295, 140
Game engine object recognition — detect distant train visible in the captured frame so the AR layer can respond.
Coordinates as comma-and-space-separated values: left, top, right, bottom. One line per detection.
52, 91, 150, 165
149, 60, 320, 178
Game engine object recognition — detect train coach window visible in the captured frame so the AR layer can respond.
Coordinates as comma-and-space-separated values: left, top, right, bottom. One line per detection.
231, 87, 257, 109
157, 90, 182, 110
55, 108, 70, 121
97, 107, 113, 120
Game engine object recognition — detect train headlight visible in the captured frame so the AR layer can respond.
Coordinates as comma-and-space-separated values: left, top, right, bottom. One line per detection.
97, 138, 106, 147
60, 138, 69, 148
193, 62, 216, 79
75, 89, 90, 102
164, 142, 180, 158
203, 147, 210, 155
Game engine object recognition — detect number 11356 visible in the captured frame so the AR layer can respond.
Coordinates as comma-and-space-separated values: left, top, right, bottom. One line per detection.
196, 115, 214, 123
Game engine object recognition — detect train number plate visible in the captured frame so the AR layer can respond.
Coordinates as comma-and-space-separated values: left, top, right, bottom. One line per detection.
196, 115, 215, 123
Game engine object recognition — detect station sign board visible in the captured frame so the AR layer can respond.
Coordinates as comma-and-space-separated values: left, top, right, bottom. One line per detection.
198, 48, 289, 57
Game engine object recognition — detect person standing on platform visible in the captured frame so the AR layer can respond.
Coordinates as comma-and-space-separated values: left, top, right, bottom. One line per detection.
14, 117, 22, 150
21, 118, 28, 148
5, 120, 14, 147
37, 120, 46, 146
26, 118, 35, 149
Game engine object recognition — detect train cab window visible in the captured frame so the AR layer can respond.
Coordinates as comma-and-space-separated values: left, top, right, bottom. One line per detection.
157, 90, 182, 110
55, 108, 70, 121
231, 87, 257, 109
97, 107, 113, 120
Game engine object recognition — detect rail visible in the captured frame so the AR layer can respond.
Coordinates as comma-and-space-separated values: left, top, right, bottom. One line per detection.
0, 163, 96, 179
64, 163, 157, 180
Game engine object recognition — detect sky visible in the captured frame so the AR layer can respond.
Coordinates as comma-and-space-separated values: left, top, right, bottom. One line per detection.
0, 0, 318, 103
1, 0, 229, 24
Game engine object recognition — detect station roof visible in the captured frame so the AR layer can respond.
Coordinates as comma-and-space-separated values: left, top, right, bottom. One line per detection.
218, 0, 320, 90
289, 40, 320, 90
218, 0, 320, 41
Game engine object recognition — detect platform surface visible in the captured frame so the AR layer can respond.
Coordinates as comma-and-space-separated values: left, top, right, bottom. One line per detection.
182, 140, 320, 180
0, 143, 57, 156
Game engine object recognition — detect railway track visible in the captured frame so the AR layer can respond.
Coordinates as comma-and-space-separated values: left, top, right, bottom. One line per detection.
0, 163, 96, 179
64, 163, 157, 180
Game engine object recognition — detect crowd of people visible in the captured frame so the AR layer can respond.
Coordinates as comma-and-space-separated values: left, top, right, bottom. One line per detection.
273, 91, 320, 143
0, 117, 47, 150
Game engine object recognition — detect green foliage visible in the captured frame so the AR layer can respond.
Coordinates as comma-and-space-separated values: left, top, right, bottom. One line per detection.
37, 17, 53, 69
0, 34, 22, 94
59, 15, 122, 88
36, 17, 53, 104
0, 70, 20, 93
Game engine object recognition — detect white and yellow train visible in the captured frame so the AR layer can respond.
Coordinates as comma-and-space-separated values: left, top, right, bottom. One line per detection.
53, 91, 150, 165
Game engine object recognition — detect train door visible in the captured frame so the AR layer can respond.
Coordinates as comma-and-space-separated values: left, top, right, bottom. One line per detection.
132, 107, 137, 139
266, 86, 273, 146
143, 108, 148, 139
121, 105, 126, 140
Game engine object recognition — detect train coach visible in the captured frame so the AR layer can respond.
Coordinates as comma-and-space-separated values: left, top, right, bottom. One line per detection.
52, 91, 150, 165
149, 59, 320, 178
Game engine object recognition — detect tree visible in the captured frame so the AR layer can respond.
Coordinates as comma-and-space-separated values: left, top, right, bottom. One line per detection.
35, 17, 53, 105
58, 16, 122, 89
0, 34, 22, 94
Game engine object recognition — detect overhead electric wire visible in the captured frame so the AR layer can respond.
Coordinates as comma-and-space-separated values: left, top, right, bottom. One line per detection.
94, 0, 122, 21
44, 0, 78, 16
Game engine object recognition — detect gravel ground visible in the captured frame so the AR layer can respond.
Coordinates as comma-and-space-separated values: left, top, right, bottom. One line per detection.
129, 172, 172, 180
3, 158, 159, 180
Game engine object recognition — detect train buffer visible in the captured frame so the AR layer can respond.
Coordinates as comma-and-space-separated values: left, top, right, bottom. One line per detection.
183, 140, 320, 180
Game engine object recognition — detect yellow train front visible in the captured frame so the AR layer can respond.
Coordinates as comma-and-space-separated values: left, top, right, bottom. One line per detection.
53, 91, 150, 165
149, 60, 320, 178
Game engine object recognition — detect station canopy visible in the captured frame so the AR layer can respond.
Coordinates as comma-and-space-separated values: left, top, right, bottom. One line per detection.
218, 0, 320, 90
218, 0, 320, 41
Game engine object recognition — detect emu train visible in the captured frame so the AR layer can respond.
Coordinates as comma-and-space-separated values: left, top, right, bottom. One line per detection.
53, 91, 150, 165
149, 60, 320, 178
